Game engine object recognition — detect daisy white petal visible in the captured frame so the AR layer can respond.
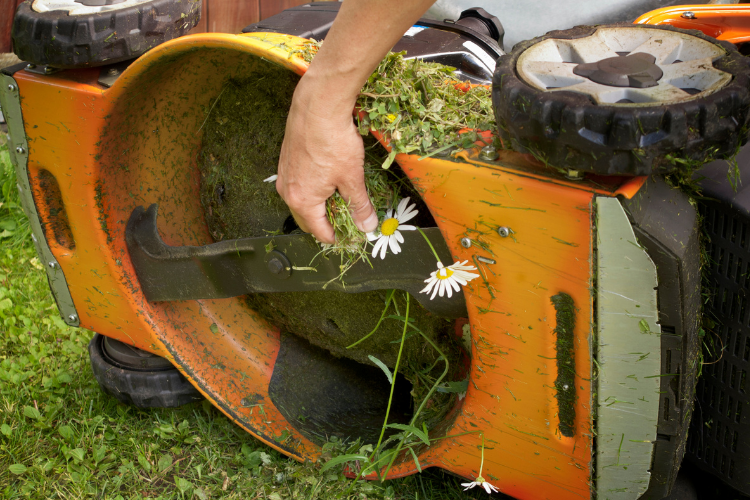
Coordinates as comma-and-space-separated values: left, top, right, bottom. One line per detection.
420, 260, 480, 300
263, 174, 278, 183
482, 482, 493, 494
379, 237, 389, 259
398, 224, 416, 231
388, 236, 401, 254
398, 208, 418, 223
368, 198, 420, 259
461, 482, 477, 491
397, 197, 410, 213
372, 238, 387, 259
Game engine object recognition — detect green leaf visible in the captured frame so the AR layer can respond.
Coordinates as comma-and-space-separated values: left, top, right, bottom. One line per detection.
408, 447, 422, 473
93, 445, 107, 464
9, 464, 26, 475
385, 423, 430, 446
367, 355, 393, 385
67, 448, 85, 463
137, 454, 151, 472
157, 453, 172, 472
0, 298, 11, 311
56, 372, 72, 384
174, 477, 193, 493
437, 379, 469, 394
320, 454, 369, 473
23, 405, 40, 420
1, 423, 11, 437
58, 425, 74, 441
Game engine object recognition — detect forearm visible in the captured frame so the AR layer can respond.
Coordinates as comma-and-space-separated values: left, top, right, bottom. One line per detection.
299, 0, 436, 117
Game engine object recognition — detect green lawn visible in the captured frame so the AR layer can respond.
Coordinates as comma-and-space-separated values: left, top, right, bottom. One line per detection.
0, 143, 488, 499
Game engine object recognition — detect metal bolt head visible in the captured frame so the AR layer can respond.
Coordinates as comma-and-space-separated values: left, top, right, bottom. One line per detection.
43, 66, 56, 75
107, 68, 120, 76
26, 63, 36, 70
497, 226, 510, 238
565, 169, 584, 181
460, 237, 472, 248
267, 257, 284, 274
682, 11, 696, 19
480, 145, 499, 161
15, 146, 25, 154
48, 261, 57, 269
7, 84, 16, 92
67, 314, 78, 323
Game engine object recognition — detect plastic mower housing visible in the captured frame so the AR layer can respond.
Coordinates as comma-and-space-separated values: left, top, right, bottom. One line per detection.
6, 2, 750, 499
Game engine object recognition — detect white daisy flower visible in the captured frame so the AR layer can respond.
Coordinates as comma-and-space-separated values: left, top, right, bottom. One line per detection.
367, 197, 418, 260
461, 476, 499, 494
421, 260, 480, 300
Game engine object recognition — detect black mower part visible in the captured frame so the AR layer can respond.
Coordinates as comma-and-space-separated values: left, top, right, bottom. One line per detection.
88, 333, 203, 408
12, 0, 201, 68
493, 24, 750, 176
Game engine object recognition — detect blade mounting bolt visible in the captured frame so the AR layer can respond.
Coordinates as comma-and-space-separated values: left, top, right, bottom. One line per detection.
497, 227, 510, 238
7, 84, 16, 91
682, 11, 696, 19
15, 146, 25, 154
480, 145, 499, 161
460, 237, 472, 248
68, 314, 78, 323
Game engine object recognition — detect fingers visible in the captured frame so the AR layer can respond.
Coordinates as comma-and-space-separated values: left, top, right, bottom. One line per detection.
288, 200, 336, 244
338, 177, 378, 234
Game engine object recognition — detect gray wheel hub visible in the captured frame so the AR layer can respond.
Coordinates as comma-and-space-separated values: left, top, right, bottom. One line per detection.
573, 52, 663, 88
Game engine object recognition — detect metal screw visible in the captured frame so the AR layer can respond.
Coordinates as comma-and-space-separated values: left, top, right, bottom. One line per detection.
497, 226, 510, 238
48, 261, 57, 269
460, 237, 472, 248
267, 257, 284, 274
565, 169, 584, 181
67, 314, 78, 323
7, 84, 16, 92
107, 68, 120, 76
26, 63, 36, 70
480, 145, 499, 161
43, 66, 56, 75
15, 146, 25, 154
681, 11, 696, 19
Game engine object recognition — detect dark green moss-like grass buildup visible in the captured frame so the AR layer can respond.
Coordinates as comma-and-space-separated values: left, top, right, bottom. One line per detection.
551, 292, 577, 437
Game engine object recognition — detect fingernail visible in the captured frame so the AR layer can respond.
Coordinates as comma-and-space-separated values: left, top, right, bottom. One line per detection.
362, 212, 379, 233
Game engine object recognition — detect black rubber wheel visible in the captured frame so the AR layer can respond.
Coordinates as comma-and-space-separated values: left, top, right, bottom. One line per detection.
88, 333, 203, 408
492, 24, 750, 176
12, 0, 201, 68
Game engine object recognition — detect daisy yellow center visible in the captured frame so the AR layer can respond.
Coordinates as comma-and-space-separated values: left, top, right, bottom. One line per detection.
381, 218, 399, 236
437, 268, 454, 280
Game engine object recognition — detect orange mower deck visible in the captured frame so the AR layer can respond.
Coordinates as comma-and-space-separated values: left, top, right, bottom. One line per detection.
4, 31, 663, 500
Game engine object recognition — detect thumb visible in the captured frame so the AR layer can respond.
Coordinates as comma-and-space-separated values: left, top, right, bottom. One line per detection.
338, 180, 378, 234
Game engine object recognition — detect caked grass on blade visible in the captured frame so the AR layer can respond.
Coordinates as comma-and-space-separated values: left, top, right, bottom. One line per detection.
0, 145, 487, 499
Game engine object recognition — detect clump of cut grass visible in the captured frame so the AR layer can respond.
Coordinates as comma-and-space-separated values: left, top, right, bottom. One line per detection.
292, 41, 496, 264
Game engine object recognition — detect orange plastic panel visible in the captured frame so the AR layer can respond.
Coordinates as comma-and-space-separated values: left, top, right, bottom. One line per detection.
636, 4, 750, 44
14, 31, 650, 500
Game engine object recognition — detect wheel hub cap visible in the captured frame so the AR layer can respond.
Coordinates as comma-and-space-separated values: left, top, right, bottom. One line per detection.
573, 53, 663, 88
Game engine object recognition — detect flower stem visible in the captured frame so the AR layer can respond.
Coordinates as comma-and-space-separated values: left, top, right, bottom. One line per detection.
381, 322, 449, 480
479, 433, 485, 477
417, 227, 442, 263
346, 289, 396, 349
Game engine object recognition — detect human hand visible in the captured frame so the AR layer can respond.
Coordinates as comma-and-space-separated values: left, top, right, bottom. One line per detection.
276, 72, 378, 244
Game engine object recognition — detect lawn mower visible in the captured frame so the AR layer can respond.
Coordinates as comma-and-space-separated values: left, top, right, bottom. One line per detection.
3, 1, 750, 499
